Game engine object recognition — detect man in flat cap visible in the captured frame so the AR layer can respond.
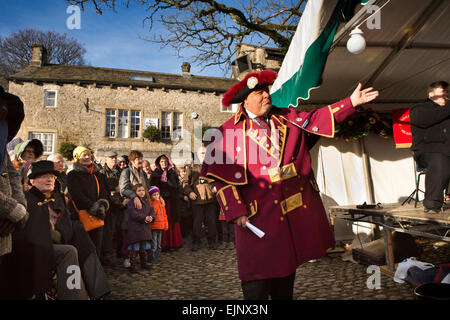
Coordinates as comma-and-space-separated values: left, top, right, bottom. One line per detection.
200, 70, 378, 299
100, 150, 124, 265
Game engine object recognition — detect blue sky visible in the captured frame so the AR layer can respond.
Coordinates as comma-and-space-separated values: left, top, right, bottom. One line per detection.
0, 0, 228, 77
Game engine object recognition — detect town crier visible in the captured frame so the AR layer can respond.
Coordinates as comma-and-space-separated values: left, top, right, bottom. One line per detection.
200, 70, 379, 300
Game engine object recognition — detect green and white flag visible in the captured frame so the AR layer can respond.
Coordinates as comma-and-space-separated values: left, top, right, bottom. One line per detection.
270, 0, 361, 108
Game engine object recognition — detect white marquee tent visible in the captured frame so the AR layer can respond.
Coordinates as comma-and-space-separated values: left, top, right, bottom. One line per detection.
304, 0, 450, 240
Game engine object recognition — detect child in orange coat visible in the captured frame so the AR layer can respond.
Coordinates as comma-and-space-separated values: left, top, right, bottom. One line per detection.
148, 186, 168, 264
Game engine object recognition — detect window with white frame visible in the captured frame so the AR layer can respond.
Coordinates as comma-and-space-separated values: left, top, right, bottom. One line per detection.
130, 111, 141, 138
105, 109, 116, 138
104, 108, 142, 139
221, 102, 239, 113
44, 89, 57, 108
117, 110, 129, 138
160, 111, 183, 140
161, 111, 171, 140
172, 112, 183, 140
28, 132, 55, 154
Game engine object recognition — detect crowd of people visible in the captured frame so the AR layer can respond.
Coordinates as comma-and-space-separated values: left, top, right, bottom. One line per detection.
0, 85, 234, 299
1, 143, 234, 299
1, 71, 399, 301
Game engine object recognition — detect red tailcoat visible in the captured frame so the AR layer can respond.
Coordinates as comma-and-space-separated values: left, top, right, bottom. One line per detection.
201, 98, 356, 281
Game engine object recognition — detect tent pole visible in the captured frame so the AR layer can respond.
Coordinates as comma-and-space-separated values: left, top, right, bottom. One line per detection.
360, 136, 379, 241
360, 136, 376, 204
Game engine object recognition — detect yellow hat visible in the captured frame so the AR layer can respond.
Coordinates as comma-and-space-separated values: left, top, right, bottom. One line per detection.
73, 146, 91, 162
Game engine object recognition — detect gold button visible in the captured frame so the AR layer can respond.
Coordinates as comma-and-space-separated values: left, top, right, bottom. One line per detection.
303, 205, 307, 208
274, 200, 278, 204
237, 200, 242, 204
262, 166, 266, 170
225, 206, 229, 210
280, 217, 284, 221
300, 187, 303, 191
268, 185, 272, 189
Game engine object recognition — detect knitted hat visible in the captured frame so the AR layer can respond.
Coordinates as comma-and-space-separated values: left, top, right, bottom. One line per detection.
148, 186, 160, 195
73, 146, 91, 162
222, 69, 278, 107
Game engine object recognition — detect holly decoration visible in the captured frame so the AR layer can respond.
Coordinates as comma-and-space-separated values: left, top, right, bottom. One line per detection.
334, 108, 393, 141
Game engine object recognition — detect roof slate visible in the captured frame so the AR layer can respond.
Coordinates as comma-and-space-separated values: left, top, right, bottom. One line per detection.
7, 64, 238, 93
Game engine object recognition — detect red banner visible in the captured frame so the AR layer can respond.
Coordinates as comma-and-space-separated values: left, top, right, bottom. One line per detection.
392, 108, 412, 148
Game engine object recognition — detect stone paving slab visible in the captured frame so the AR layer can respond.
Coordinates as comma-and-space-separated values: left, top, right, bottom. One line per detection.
103, 238, 450, 300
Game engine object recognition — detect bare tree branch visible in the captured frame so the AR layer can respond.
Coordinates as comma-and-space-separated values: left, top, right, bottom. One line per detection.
67, 0, 306, 71
0, 29, 87, 88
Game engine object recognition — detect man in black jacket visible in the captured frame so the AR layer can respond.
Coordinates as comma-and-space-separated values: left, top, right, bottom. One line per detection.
410, 81, 450, 213
1, 160, 112, 299
100, 150, 125, 264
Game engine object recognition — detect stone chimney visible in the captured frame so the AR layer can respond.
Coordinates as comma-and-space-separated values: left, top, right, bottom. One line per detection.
30, 44, 48, 67
181, 62, 191, 77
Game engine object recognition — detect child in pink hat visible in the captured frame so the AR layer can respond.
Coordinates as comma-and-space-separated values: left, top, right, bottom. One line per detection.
148, 186, 168, 264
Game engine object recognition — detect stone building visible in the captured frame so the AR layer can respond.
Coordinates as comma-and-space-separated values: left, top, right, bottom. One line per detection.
7, 45, 240, 165
7, 44, 282, 165
231, 43, 284, 80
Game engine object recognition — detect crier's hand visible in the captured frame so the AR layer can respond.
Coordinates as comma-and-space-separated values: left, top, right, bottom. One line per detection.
234, 215, 248, 228
350, 83, 379, 107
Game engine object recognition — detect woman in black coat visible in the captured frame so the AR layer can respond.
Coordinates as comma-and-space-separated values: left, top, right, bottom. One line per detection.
149, 154, 182, 249
67, 146, 109, 256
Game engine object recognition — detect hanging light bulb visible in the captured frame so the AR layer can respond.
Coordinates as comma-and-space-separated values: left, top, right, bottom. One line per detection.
346, 27, 366, 54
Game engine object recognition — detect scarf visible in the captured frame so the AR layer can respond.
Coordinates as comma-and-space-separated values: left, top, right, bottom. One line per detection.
161, 169, 168, 182
87, 164, 95, 174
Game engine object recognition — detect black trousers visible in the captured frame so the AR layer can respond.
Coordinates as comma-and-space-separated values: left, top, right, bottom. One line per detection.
416, 152, 450, 209
88, 227, 103, 257
53, 244, 89, 300
220, 220, 235, 243
81, 252, 111, 300
241, 271, 296, 300
101, 208, 123, 258
191, 202, 218, 245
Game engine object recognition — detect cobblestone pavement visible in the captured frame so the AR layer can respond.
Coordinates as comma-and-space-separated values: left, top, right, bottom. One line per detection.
103, 237, 450, 300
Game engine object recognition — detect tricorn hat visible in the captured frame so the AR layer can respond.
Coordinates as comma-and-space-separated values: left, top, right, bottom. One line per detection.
222, 70, 278, 107
28, 160, 59, 179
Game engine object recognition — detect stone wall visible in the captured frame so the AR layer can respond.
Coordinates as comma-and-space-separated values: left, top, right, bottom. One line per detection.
9, 81, 235, 165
